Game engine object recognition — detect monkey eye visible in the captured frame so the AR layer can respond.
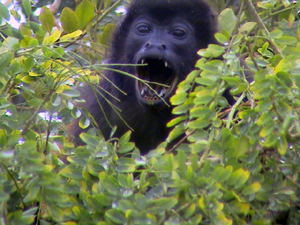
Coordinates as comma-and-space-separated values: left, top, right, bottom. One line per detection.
170, 28, 186, 38
136, 25, 152, 34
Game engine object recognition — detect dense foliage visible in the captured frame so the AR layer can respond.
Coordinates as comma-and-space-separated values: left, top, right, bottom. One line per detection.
0, 0, 299, 224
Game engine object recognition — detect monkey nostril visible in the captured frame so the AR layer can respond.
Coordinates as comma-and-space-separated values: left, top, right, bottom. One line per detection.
145, 43, 166, 51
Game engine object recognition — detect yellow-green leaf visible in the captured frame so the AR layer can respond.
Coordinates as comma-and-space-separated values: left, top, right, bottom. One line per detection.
170, 92, 187, 105
75, 0, 95, 29
242, 182, 261, 196
60, 7, 79, 33
60, 30, 82, 42
239, 22, 256, 34
228, 168, 250, 189
218, 8, 237, 35
277, 135, 288, 155
79, 117, 90, 129
39, 6, 54, 33
42, 30, 61, 45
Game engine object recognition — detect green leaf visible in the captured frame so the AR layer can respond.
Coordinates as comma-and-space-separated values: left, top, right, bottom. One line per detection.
79, 133, 98, 146
253, 79, 273, 100
190, 107, 211, 119
61, 89, 81, 97
228, 168, 250, 189
79, 117, 91, 129
0, 51, 14, 70
167, 123, 185, 142
102, 176, 121, 196
172, 105, 190, 115
167, 115, 187, 127
277, 135, 288, 155
52, 46, 64, 58
94, 194, 111, 207
276, 35, 297, 45
60, 7, 79, 33
242, 182, 261, 196
275, 59, 292, 73
75, 0, 95, 29
0, 100, 10, 110
214, 33, 229, 44
118, 142, 135, 154
170, 92, 187, 105
135, 193, 147, 211
187, 118, 210, 129
100, 23, 115, 45
0, 3, 9, 22
184, 203, 196, 219
116, 158, 136, 172
29, 21, 45, 36
149, 197, 178, 210
212, 165, 233, 183
51, 94, 61, 106
10, 9, 20, 22
105, 209, 126, 224
0, 150, 13, 160
239, 22, 256, 34
206, 44, 225, 57
119, 130, 131, 144
218, 8, 237, 35
22, 56, 34, 72
194, 88, 215, 105
22, 0, 31, 17
0, 129, 7, 147
39, 6, 54, 33
119, 200, 135, 211
7, 130, 21, 146
257, 1, 276, 9
270, 29, 283, 39
227, 136, 249, 158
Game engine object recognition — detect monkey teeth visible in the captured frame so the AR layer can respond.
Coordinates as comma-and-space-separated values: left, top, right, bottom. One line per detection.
159, 88, 167, 96
139, 59, 170, 68
140, 86, 168, 99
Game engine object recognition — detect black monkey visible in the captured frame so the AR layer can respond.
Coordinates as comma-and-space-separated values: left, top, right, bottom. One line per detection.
69, 0, 217, 154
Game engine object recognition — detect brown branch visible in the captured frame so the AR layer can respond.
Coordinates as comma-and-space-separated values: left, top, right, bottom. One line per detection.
49, 0, 61, 15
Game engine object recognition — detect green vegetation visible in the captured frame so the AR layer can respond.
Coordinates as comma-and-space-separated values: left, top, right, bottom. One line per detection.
0, 0, 299, 224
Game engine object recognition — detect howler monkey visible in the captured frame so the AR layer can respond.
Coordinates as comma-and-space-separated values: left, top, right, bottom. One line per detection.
69, 0, 217, 154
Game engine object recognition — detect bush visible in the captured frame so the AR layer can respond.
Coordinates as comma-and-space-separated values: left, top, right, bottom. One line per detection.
0, 0, 299, 224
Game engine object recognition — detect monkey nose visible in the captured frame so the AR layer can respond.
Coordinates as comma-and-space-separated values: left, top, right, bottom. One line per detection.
144, 42, 167, 51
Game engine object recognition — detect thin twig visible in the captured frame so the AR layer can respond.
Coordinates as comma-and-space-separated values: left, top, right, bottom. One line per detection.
244, 0, 283, 58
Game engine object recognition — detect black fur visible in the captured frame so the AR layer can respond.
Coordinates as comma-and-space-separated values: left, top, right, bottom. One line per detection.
69, 0, 217, 154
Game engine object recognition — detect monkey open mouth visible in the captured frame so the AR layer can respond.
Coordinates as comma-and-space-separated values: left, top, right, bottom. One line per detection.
135, 57, 178, 105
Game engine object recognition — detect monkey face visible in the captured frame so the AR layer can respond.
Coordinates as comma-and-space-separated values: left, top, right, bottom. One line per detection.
125, 16, 198, 106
